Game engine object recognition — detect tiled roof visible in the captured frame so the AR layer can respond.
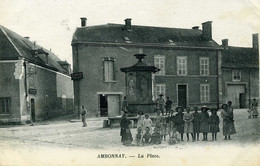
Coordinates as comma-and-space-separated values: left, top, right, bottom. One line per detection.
221, 46, 259, 69
72, 24, 221, 49
0, 25, 69, 74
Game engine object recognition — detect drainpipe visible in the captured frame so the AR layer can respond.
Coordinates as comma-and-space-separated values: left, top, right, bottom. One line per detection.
216, 51, 219, 109
249, 68, 251, 107
23, 61, 28, 98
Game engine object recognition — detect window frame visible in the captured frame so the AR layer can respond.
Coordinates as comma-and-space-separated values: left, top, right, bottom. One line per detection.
154, 55, 165, 75
200, 84, 210, 103
155, 84, 166, 100
0, 97, 11, 115
232, 69, 241, 82
177, 56, 187, 76
200, 57, 209, 75
102, 57, 116, 82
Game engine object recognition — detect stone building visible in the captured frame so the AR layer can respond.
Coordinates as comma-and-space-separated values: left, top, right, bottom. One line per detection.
0, 25, 74, 124
220, 34, 259, 108
71, 18, 224, 117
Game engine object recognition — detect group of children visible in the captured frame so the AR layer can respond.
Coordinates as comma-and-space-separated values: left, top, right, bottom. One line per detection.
134, 105, 220, 145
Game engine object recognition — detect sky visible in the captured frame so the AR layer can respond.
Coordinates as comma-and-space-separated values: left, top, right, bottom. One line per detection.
0, 0, 260, 64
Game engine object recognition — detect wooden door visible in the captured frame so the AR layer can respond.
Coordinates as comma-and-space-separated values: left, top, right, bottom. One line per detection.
107, 95, 120, 117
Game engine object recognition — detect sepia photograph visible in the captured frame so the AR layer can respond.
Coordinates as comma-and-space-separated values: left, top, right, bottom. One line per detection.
0, 0, 259, 166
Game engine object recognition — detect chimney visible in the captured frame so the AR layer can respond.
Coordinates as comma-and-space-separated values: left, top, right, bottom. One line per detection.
253, 33, 259, 50
222, 39, 229, 49
124, 18, 132, 30
45, 53, 49, 65
202, 21, 212, 40
80, 17, 87, 27
192, 26, 199, 30
24, 36, 30, 40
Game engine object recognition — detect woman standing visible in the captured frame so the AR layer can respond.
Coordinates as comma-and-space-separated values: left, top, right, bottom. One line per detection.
183, 107, 194, 141
193, 107, 201, 141
221, 103, 236, 140
175, 106, 184, 141
251, 99, 258, 118
120, 113, 133, 145
200, 106, 210, 141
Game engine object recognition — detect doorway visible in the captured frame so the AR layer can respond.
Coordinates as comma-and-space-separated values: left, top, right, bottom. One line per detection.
239, 93, 246, 108
31, 99, 36, 122
99, 95, 108, 117
107, 95, 120, 117
178, 85, 187, 108
226, 84, 245, 108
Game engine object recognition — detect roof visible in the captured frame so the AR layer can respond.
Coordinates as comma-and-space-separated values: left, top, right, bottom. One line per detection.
0, 25, 70, 74
72, 24, 221, 49
221, 46, 259, 69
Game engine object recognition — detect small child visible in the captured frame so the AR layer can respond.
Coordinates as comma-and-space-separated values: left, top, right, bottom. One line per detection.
168, 127, 180, 145
142, 127, 152, 145
247, 108, 252, 119
151, 128, 161, 144
143, 114, 153, 132
209, 109, 220, 141
136, 127, 142, 145
161, 117, 167, 140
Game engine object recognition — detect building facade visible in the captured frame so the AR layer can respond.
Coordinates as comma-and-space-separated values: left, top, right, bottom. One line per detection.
72, 18, 224, 117
220, 35, 259, 108
0, 25, 74, 124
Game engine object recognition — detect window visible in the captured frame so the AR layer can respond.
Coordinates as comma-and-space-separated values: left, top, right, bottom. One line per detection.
177, 56, 187, 75
200, 57, 209, 75
155, 84, 166, 100
200, 84, 210, 103
232, 69, 241, 81
103, 57, 116, 82
0, 98, 10, 114
154, 55, 165, 75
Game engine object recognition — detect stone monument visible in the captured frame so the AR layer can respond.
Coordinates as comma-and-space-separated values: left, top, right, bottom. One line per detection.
120, 54, 160, 116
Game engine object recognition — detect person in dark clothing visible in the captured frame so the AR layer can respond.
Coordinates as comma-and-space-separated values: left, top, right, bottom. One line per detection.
200, 105, 210, 141
209, 109, 220, 141
120, 113, 133, 145
81, 106, 87, 127
193, 106, 201, 141
175, 106, 184, 141
165, 97, 173, 115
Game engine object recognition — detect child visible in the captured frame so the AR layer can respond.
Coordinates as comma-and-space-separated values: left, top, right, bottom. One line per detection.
143, 114, 153, 132
200, 106, 210, 141
247, 108, 252, 119
154, 109, 162, 133
142, 127, 152, 145
167, 109, 175, 138
193, 106, 201, 141
183, 107, 194, 141
209, 109, 220, 141
175, 106, 184, 141
136, 127, 142, 145
168, 126, 180, 145
161, 117, 167, 140
151, 128, 161, 144
120, 113, 133, 145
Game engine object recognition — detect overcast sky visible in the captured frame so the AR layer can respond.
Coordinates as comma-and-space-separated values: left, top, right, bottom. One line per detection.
1, 0, 260, 64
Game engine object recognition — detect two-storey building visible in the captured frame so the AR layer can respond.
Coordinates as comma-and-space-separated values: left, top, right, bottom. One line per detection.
71, 18, 222, 117
0, 25, 74, 123
220, 34, 259, 108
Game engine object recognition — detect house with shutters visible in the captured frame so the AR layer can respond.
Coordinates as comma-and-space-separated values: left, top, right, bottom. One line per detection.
71, 18, 225, 117
220, 34, 259, 108
0, 25, 74, 124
